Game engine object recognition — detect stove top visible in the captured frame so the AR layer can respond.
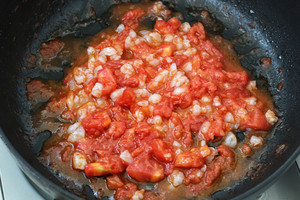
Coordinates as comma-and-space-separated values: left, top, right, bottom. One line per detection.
0, 138, 299, 200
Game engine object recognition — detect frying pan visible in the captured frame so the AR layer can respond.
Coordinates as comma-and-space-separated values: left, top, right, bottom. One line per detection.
0, 0, 299, 199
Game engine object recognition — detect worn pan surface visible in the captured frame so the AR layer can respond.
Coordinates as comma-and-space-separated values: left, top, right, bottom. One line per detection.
0, 0, 300, 199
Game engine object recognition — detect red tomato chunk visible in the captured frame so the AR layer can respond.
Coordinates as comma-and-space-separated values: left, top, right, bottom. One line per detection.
82, 111, 111, 137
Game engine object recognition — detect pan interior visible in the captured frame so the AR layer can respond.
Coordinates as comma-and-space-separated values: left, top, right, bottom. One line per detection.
0, 0, 299, 199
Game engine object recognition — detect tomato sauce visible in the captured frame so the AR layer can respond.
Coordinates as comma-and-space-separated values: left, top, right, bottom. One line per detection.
27, 1, 279, 199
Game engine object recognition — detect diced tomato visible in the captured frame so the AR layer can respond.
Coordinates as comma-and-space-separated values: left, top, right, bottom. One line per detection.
104, 156, 124, 175
109, 106, 130, 122
154, 20, 171, 34
153, 97, 173, 119
85, 154, 125, 177
218, 145, 235, 165
156, 42, 176, 57
171, 92, 192, 109
184, 168, 203, 185
190, 75, 203, 90
151, 139, 175, 163
145, 66, 158, 80
116, 88, 136, 108
169, 113, 184, 139
82, 111, 112, 137
190, 75, 208, 98
122, 8, 146, 26
200, 40, 223, 59
131, 41, 154, 58
126, 153, 165, 182
242, 108, 270, 130
106, 174, 125, 190
84, 78, 98, 94
74, 138, 96, 157
205, 117, 225, 140
107, 121, 127, 139
84, 162, 111, 177
180, 92, 193, 109
116, 28, 131, 47
116, 73, 140, 88
154, 17, 181, 34
97, 68, 117, 96
114, 183, 137, 200
182, 131, 194, 147
175, 148, 205, 168
94, 39, 112, 51
168, 17, 182, 32
104, 60, 127, 69
135, 122, 152, 139
183, 114, 207, 133
223, 88, 251, 99
205, 165, 221, 186
187, 23, 206, 45
225, 71, 249, 87
173, 55, 188, 67
117, 128, 137, 152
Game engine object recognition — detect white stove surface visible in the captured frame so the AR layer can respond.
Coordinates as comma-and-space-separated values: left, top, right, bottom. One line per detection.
0, 138, 299, 200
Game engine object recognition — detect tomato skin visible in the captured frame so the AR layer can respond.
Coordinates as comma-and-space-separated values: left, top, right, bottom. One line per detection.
126, 153, 165, 182
82, 111, 111, 137
107, 121, 127, 139
175, 148, 205, 168
242, 108, 270, 130
153, 98, 173, 119
151, 139, 175, 163
187, 23, 206, 45
97, 68, 117, 96
116, 88, 136, 108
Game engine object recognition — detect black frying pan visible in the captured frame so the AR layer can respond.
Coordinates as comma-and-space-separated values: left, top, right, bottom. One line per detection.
0, 0, 299, 199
